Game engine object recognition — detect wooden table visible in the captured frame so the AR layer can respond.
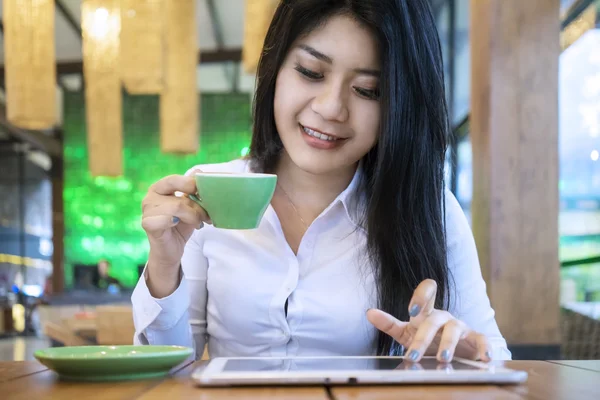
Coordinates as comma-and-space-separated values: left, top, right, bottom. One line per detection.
1, 360, 599, 399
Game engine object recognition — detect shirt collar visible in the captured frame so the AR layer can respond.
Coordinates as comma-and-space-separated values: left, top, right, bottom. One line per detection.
336, 162, 366, 231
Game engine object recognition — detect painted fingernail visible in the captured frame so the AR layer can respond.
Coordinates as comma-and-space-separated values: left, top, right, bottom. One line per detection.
408, 350, 419, 361
172, 216, 180, 224
440, 349, 451, 362
485, 351, 492, 360
409, 304, 421, 317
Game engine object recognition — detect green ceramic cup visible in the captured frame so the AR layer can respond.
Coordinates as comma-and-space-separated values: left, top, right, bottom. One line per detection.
190, 172, 277, 229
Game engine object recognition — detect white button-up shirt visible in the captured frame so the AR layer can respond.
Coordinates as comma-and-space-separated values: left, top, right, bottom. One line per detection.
131, 159, 511, 360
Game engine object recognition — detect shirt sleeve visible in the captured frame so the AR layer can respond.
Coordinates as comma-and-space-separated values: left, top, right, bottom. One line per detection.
444, 190, 512, 360
131, 230, 209, 360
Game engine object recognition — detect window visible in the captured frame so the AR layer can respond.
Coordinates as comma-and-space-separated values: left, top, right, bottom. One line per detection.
435, 0, 600, 304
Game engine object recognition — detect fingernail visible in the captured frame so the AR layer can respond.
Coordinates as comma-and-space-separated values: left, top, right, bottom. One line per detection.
172, 216, 180, 224
409, 304, 421, 317
440, 349, 451, 362
408, 350, 419, 361
485, 351, 492, 360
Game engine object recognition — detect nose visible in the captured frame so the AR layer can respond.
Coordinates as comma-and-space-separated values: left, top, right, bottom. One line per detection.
311, 82, 349, 123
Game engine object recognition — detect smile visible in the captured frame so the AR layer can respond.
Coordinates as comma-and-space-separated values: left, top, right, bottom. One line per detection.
300, 125, 342, 141
298, 124, 348, 151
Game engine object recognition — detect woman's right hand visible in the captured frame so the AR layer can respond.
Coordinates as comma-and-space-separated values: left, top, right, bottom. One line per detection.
141, 172, 210, 297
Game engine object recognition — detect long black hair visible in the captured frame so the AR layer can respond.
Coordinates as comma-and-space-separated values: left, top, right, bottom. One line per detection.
249, 0, 451, 356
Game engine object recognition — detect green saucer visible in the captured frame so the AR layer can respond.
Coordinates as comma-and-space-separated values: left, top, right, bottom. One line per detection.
34, 345, 194, 381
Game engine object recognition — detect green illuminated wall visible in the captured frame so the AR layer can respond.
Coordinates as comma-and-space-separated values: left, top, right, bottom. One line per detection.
63, 92, 252, 287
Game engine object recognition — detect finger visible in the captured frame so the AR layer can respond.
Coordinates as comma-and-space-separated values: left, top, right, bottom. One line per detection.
145, 196, 209, 220
188, 168, 204, 176
181, 168, 205, 195
465, 331, 493, 362
408, 279, 437, 319
141, 215, 181, 233
144, 198, 207, 228
436, 319, 467, 362
151, 174, 197, 196
405, 310, 452, 362
366, 309, 410, 347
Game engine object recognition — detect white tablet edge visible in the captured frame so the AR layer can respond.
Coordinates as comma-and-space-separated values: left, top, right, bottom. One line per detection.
191, 356, 528, 386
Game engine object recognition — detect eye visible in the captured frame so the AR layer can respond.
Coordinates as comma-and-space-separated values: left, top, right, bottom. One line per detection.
294, 64, 324, 81
353, 86, 380, 100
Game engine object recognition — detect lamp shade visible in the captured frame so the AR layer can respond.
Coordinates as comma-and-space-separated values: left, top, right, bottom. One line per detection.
120, 0, 164, 94
159, 0, 198, 154
82, 0, 123, 177
3, 0, 57, 130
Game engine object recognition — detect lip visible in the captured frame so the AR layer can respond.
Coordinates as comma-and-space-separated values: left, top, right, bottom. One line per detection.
299, 124, 347, 150
301, 124, 346, 140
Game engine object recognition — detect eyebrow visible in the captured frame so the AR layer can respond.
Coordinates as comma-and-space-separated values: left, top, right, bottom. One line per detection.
297, 44, 380, 77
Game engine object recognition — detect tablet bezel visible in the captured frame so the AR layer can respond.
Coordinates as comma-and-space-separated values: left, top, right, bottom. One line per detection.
191, 356, 528, 386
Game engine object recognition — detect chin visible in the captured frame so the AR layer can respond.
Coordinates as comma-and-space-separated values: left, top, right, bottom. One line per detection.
298, 163, 337, 176
287, 149, 355, 176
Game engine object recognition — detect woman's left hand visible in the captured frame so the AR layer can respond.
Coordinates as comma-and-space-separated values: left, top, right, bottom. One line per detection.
367, 279, 492, 363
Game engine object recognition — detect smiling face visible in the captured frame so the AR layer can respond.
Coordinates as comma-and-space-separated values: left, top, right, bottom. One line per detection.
273, 14, 381, 176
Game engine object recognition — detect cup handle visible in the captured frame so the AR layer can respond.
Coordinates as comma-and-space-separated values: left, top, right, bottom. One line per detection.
188, 193, 202, 205
188, 193, 214, 227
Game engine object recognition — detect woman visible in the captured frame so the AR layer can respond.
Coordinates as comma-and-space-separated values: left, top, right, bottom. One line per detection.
132, 0, 510, 362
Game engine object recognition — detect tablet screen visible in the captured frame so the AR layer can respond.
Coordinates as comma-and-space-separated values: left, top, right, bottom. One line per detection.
222, 357, 485, 372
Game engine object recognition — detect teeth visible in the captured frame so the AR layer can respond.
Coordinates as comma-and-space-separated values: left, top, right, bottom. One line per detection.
303, 126, 337, 141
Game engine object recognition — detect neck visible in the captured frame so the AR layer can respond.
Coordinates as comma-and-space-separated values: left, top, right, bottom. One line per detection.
274, 151, 357, 219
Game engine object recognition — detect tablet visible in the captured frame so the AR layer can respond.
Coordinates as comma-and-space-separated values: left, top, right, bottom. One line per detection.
191, 356, 528, 386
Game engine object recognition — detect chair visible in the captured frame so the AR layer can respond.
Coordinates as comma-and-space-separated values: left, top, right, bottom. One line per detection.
560, 307, 600, 359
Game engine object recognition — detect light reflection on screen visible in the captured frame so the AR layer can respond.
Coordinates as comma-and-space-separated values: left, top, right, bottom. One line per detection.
222, 358, 483, 372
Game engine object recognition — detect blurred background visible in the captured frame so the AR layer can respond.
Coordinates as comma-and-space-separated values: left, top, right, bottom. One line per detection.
0, 0, 598, 362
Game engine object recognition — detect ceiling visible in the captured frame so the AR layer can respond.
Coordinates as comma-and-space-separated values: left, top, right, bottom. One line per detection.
0, 0, 457, 96
0, 0, 454, 130
0, 0, 257, 94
